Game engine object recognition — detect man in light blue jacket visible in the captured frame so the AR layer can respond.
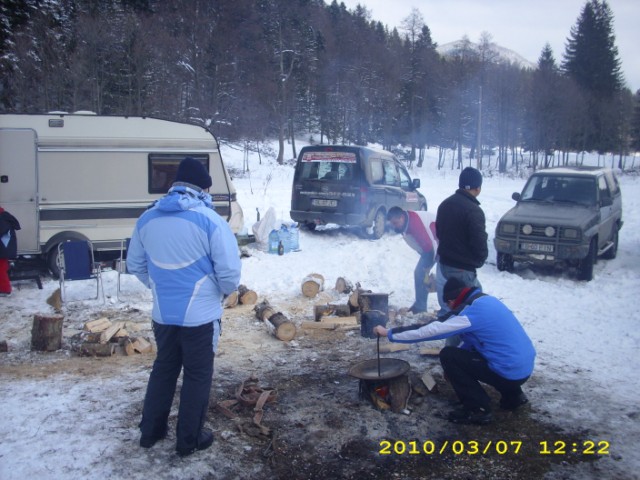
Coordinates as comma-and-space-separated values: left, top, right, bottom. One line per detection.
127, 157, 241, 457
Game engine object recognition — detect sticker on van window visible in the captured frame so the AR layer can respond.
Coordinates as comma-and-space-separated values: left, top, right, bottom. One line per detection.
302, 152, 357, 163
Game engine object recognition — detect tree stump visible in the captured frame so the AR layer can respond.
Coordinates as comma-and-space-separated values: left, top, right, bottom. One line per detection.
238, 285, 258, 305
301, 273, 324, 298
31, 314, 64, 351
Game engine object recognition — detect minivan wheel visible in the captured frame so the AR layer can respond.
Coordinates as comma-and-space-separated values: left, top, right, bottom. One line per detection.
577, 238, 596, 281
368, 209, 386, 239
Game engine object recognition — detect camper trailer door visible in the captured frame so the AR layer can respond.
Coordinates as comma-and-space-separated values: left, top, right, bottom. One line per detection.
0, 129, 39, 252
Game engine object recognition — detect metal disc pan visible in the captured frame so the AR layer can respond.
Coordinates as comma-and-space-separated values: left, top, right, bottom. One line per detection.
348, 358, 410, 380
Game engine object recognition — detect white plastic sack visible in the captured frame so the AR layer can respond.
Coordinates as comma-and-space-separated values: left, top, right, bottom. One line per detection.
252, 207, 277, 252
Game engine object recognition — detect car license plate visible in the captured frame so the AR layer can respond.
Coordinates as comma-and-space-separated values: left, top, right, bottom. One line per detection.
520, 242, 554, 253
312, 198, 337, 207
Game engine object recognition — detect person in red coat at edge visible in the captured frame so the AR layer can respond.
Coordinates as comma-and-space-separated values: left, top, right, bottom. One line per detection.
387, 206, 439, 314
0, 206, 21, 296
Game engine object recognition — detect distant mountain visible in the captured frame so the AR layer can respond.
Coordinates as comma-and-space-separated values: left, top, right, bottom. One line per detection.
437, 39, 536, 70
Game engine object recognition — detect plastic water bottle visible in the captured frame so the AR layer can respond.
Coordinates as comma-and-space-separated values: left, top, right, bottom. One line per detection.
268, 229, 279, 254
278, 225, 291, 253
289, 223, 299, 251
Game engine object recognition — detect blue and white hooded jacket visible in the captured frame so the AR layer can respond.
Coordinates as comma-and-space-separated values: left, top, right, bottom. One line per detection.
388, 289, 535, 380
127, 185, 241, 350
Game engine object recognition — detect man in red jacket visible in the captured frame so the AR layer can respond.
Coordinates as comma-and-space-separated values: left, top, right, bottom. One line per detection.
0, 206, 21, 295
387, 206, 439, 314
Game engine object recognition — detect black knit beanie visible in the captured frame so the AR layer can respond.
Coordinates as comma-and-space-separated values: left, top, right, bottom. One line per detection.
174, 157, 212, 190
443, 277, 469, 303
458, 167, 483, 190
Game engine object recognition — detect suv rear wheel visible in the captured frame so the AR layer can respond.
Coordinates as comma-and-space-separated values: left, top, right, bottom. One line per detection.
577, 238, 597, 281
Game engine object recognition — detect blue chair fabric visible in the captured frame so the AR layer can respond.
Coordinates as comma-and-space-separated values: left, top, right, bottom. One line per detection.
58, 240, 104, 303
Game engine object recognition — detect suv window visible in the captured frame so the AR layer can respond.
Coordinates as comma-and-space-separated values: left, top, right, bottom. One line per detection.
598, 175, 612, 202
604, 171, 620, 195
398, 165, 412, 189
383, 160, 400, 186
521, 175, 596, 206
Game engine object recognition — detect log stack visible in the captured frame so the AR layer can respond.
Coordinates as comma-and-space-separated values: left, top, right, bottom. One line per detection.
78, 317, 152, 357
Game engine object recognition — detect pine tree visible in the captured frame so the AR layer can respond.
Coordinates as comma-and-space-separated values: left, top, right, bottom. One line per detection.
631, 90, 640, 153
562, 0, 622, 96
562, 0, 624, 152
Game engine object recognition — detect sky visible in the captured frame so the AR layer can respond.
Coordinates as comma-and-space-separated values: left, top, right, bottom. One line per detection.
1, 142, 640, 478
338, 0, 640, 92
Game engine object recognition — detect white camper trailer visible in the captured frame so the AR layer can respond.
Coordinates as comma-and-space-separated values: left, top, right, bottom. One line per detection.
0, 113, 244, 274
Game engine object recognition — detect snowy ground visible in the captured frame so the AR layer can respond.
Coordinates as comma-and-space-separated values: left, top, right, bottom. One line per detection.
1, 143, 639, 480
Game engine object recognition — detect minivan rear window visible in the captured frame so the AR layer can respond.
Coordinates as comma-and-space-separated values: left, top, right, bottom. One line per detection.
299, 151, 357, 181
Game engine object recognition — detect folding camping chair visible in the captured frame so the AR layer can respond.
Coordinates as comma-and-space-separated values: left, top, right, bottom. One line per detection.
116, 238, 132, 301
58, 240, 105, 303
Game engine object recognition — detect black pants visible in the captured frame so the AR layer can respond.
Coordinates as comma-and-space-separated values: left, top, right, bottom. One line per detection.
439, 346, 529, 412
139, 321, 214, 450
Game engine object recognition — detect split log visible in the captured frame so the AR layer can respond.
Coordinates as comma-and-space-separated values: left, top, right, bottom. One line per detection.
100, 321, 125, 344
224, 291, 239, 308
334, 277, 354, 294
46, 288, 62, 313
79, 342, 116, 357
127, 337, 153, 353
301, 321, 340, 330
313, 303, 351, 321
254, 300, 277, 322
377, 343, 411, 353
320, 316, 358, 325
301, 273, 324, 298
301, 320, 359, 331
419, 347, 442, 356
84, 317, 112, 333
114, 327, 128, 338
421, 371, 437, 392
83, 332, 103, 343
238, 285, 258, 305
31, 314, 64, 352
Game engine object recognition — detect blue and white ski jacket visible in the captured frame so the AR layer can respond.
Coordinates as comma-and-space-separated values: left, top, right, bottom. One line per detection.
127, 185, 241, 339
388, 290, 536, 380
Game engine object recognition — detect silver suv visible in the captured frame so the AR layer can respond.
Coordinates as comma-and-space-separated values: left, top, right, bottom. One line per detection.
494, 167, 622, 281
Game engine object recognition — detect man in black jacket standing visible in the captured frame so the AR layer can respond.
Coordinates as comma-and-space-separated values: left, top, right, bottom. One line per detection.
435, 167, 488, 319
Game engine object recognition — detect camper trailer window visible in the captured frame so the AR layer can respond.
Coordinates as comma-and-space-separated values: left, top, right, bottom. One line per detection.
148, 154, 209, 194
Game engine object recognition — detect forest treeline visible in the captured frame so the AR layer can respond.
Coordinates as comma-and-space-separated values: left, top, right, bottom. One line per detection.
1, 0, 639, 169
